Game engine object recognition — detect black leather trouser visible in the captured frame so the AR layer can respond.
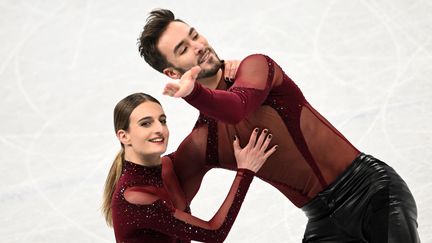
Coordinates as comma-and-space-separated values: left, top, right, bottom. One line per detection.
301, 153, 420, 243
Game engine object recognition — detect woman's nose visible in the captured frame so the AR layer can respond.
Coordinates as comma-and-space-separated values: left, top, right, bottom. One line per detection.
153, 121, 164, 132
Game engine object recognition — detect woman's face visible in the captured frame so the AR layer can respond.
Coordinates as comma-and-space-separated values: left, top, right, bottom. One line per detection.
121, 101, 169, 160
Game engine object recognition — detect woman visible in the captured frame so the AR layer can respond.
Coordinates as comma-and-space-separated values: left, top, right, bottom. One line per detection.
102, 93, 277, 242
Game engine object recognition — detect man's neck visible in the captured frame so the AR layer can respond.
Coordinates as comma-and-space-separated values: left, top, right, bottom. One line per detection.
197, 69, 223, 90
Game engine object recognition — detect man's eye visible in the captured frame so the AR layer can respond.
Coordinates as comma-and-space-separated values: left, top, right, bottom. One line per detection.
193, 34, 199, 40
160, 119, 167, 125
180, 47, 187, 54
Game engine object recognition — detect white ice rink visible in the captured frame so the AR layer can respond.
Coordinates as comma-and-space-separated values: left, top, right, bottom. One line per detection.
1, 0, 431, 242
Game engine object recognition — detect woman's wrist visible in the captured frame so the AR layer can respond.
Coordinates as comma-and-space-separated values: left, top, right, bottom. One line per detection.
236, 168, 255, 177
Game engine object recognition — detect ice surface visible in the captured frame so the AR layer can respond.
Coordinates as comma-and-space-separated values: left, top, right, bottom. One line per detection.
0, 0, 430, 242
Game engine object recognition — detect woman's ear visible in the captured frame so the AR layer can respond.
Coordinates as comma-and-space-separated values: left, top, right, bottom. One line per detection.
117, 129, 131, 146
163, 67, 181, 79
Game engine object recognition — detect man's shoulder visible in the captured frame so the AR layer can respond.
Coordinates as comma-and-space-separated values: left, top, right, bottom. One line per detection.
242, 53, 268, 61
240, 53, 272, 67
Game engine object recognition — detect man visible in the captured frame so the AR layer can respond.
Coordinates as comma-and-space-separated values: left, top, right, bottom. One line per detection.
138, 9, 420, 242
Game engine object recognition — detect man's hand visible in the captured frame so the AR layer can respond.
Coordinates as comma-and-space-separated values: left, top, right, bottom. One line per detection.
163, 66, 201, 98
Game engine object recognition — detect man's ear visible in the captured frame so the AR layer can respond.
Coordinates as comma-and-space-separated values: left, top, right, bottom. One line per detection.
117, 129, 131, 146
163, 67, 181, 79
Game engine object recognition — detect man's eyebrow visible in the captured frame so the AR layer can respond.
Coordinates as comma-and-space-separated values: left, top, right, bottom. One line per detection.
173, 28, 196, 55
189, 27, 195, 36
173, 40, 185, 55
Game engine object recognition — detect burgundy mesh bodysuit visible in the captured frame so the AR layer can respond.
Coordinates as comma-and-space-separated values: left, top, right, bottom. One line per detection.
111, 158, 254, 242
168, 54, 360, 208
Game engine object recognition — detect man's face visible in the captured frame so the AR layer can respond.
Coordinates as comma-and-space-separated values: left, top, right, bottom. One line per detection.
157, 21, 222, 79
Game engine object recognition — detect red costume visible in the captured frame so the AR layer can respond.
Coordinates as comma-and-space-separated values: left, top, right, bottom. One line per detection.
111, 54, 419, 242
111, 159, 254, 242
169, 54, 360, 207
168, 54, 419, 242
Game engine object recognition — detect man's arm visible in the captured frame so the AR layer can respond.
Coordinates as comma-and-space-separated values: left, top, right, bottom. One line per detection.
184, 54, 275, 124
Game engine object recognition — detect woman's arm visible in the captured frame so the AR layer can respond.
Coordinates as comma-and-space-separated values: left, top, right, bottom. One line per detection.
124, 129, 277, 242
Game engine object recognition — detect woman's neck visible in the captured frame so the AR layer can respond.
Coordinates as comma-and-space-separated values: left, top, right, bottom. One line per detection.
124, 152, 161, 167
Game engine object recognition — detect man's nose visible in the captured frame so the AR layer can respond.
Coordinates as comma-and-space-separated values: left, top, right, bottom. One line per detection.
191, 41, 205, 54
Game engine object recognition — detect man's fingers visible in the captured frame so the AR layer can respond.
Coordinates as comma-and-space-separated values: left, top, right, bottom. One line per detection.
163, 83, 180, 96
173, 83, 190, 97
190, 66, 201, 80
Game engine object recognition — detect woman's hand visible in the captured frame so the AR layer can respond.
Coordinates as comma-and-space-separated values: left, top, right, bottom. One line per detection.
233, 128, 277, 173
223, 60, 240, 82
163, 66, 201, 98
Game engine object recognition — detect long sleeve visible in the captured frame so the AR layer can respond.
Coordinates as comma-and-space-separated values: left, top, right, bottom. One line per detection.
123, 169, 254, 243
183, 54, 275, 124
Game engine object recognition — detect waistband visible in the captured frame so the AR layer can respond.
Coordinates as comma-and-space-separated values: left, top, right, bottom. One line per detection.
301, 152, 389, 220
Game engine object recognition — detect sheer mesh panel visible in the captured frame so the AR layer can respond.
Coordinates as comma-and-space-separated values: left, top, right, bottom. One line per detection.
181, 54, 360, 207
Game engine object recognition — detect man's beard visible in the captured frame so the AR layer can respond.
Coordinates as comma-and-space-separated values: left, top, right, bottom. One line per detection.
196, 58, 222, 79
174, 49, 222, 79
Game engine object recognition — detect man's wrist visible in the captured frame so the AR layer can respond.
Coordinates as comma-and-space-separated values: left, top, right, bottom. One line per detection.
183, 82, 200, 101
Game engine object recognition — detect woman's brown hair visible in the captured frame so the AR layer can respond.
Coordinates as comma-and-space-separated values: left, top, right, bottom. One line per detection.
102, 93, 161, 226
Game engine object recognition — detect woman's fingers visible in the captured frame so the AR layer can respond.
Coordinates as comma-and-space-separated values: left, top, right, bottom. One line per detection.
224, 60, 240, 81
234, 128, 278, 172
226, 64, 234, 80
232, 135, 240, 152
231, 60, 240, 78
247, 128, 259, 147
254, 129, 268, 149
264, 145, 278, 160
260, 133, 273, 153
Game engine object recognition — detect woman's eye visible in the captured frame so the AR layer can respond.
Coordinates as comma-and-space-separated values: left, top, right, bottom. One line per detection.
160, 119, 167, 125
193, 34, 199, 40
141, 122, 151, 127
180, 47, 187, 54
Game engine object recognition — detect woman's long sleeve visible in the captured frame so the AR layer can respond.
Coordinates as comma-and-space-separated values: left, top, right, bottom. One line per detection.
123, 169, 254, 242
